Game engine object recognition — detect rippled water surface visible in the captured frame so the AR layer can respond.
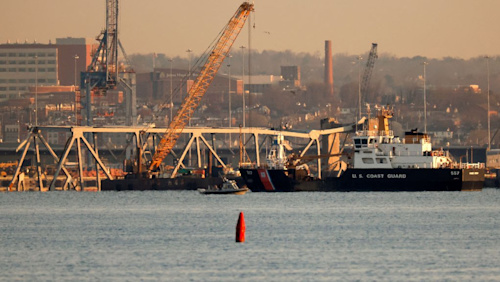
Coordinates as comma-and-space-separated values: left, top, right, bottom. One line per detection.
1, 189, 500, 281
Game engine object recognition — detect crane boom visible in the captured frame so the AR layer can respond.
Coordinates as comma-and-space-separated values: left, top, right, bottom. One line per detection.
148, 2, 254, 172
360, 43, 378, 104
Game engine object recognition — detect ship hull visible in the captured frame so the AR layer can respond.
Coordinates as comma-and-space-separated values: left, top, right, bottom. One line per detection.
101, 176, 244, 191
239, 168, 484, 192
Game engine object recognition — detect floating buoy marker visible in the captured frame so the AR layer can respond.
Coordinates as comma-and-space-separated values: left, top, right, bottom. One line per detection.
236, 211, 246, 243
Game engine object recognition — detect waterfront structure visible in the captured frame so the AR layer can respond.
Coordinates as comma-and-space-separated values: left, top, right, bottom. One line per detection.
4, 121, 357, 191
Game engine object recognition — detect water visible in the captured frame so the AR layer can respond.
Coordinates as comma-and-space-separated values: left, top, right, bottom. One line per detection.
1, 190, 500, 281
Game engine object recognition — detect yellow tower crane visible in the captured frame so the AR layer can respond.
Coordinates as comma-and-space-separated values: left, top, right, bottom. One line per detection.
148, 2, 254, 175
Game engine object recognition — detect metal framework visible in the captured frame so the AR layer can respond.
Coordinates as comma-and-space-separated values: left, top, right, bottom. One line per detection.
80, 0, 136, 127
148, 2, 254, 172
6, 119, 364, 191
83, 0, 119, 90
361, 43, 378, 105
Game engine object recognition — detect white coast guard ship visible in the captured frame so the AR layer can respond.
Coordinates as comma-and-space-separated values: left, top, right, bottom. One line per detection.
240, 107, 485, 192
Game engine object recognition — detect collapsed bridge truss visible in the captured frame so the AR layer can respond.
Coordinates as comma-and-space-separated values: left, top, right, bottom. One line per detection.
6, 119, 364, 191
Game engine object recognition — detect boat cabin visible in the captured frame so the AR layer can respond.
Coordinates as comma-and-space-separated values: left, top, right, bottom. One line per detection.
352, 107, 454, 169
266, 134, 289, 169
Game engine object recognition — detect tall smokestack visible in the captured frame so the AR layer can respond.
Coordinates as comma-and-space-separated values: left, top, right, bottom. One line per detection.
324, 40, 334, 97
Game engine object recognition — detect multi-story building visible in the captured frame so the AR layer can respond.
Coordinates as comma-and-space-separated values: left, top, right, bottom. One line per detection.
55, 37, 95, 86
0, 43, 58, 101
0, 38, 95, 101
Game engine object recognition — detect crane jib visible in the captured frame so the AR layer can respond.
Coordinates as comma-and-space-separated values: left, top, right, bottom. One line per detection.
147, 2, 254, 174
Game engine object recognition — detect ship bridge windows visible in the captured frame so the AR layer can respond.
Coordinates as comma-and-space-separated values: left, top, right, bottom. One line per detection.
382, 137, 392, 144
354, 138, 368, 148
354, 139, 361, 148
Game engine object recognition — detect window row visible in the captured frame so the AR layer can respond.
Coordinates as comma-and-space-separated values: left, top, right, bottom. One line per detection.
0, 60, 57, 65
0, 79, 57, 84
0, 68, 56, 72
0, 52, 56, 58
361, 157, 389, 164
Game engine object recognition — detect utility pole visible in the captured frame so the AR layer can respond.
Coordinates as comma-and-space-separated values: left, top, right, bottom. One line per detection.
228, 58, 232, 128
74, 54, 79, 125
423, 62, 428, 134
227, 56, 232, 149
186, 49, 193, 166
357, 56, 362, 124
169, 58, 173, 124
486, 56, 491, 150
74, 54, 79, 86
186, 49, 193, 126
34, 55, 38, 126
240, 46, 246, 128
186, 49, 193, 79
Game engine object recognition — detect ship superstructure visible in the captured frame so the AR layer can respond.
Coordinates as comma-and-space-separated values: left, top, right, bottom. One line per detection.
352, 108, 457, 170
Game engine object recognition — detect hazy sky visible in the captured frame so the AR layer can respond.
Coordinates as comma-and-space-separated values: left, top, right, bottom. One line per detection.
2, 0, 499, 59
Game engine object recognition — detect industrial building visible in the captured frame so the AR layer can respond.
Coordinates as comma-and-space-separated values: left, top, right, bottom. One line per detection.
137, 68, 282, 103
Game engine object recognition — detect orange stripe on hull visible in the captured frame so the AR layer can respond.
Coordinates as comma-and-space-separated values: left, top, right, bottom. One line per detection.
257, 169, 275, 191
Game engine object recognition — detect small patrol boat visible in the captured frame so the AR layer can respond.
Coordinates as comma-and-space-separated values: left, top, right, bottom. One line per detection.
198, 177, 249, 195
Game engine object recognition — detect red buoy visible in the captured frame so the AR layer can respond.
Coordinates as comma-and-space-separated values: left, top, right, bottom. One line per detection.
236, 211, 246, 243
